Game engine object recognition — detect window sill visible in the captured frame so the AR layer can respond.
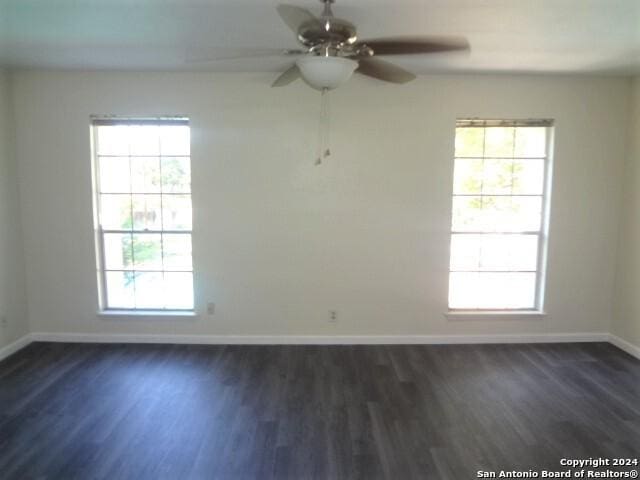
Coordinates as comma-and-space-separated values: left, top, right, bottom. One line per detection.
98, 310, 197, 319
445, 311, 546, 321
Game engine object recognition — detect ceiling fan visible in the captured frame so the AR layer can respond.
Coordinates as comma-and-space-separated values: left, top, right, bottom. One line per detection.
195, 0, 470, 90
270, 0, 470, 90
193, 0, 470, 163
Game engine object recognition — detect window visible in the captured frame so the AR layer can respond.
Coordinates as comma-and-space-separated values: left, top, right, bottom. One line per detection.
91, 118, 194, 311
448, 119, 553, 311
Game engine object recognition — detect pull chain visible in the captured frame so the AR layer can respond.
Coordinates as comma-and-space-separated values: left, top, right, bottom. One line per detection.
315, 88, 331, 165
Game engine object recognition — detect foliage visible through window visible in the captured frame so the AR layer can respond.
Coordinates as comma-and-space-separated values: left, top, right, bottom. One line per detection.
449, 120, 552, 310
92, 119, 193, 310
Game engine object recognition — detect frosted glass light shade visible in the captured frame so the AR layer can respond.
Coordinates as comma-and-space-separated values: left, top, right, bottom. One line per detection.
296, 56, 358, 90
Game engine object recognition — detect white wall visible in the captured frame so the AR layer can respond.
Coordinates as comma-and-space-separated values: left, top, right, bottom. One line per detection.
613, 76, 640, 349
0, 70, 28, 348
12, 71, 628, 338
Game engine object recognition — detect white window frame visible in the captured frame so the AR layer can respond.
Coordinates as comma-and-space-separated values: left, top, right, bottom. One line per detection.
91, 116, 194, 313
448, 118, 554, 313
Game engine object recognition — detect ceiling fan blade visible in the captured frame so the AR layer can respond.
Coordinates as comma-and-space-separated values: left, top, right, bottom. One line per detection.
272, 64, 301, 87
355, 36, 470, 56
186, 48, 305, 64
356, 58, 416, 84
276, 4, 320, 34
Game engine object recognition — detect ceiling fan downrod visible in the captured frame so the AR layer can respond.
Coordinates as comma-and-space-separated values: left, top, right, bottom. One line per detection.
320, 0, 335, 18
297, 0, 357, 50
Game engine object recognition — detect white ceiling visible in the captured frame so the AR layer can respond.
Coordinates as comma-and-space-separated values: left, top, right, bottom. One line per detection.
1, 0, 639, 75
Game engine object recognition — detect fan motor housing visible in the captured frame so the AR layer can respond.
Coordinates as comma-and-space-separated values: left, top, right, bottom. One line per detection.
297, 17, 357, 47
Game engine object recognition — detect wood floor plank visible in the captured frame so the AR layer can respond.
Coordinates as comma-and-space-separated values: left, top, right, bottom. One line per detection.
0, 341, 638, 479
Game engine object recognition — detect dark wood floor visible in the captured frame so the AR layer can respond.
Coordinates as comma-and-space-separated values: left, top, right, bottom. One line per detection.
0, 342, 638, 479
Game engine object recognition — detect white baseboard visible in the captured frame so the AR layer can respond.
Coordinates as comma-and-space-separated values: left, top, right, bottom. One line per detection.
0, 333, 33, 362
608, 334, 640, 360
1, 332, 632, 363
29, 332, 609, 345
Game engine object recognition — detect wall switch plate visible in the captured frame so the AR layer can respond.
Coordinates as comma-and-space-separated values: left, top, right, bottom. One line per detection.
207, 302, 215, 315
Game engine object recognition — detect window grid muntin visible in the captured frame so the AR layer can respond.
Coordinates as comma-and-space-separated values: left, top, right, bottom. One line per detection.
93, 120, 193, 311
449, 121, 551, 311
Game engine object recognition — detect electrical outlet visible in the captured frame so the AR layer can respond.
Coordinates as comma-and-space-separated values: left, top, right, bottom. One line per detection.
328, 310, 338, 323
0, 315, 7, 328
207, 302, 215, 315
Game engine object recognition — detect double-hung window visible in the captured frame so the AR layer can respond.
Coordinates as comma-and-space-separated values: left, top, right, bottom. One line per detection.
91, 118, 194, 311
448, 119, 553, 311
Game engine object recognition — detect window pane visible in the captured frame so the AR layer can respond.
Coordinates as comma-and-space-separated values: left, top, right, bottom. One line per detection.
514, 127, 546, 157
103, 233, 133, 270
453, 158, 482, 194
451, 234, 539, 272
133, 272, 164, 309
131, 194, 162, 230
449, 271, 480, 309
160, 126, 190, 156
162, 195, 192, 230
512, 159, 544, 195
163, 272, 194, 309
452, 196, 483, 232
508, 234, 540, 271
452, 196, 541, 232
131, 157, 161, 193
484, 127, 515, 157
97, 126, 130, 156
129, 126, 160, 156
482, 158, 515, 194
450, 234, 481, 271
100, 194, 132, 230
507, 197, 542, 232
99, 156, 130, 193
161, 157, 191, 193
132, 233, 162, 270
449, 272, 536, 309
455, 127, 484, 157
105, 271, 135, 309
163, 234, 192, 270
478, 234, 538, 271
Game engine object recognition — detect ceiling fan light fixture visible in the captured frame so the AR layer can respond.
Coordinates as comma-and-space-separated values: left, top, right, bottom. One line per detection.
295, 56, 358, 90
